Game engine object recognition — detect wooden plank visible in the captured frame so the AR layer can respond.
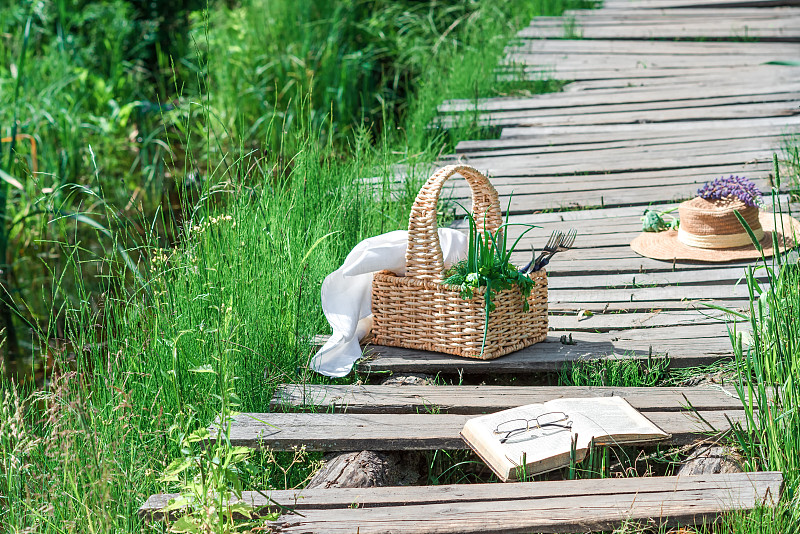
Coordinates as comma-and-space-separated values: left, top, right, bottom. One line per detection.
220, 409, 744, 451
544, 267, 756, 289
455, 130, 786, 155
441, 82, 800, 114
498, 114, 800, 138
556, 70, 800, 91
140, 472, 783, 524
270, 384, 746, 414
507, 38, 800, 55
549, 299, 749, 312
605, 0, 800, 7
358, 329, 733, 375
271, 474, 780, 533
555, 7, 800, 19
548, 309, 745, 328
460, 151, 775, 180
438, 101, 800, 128
443, 176, 774, 212
518, 24, 800, 41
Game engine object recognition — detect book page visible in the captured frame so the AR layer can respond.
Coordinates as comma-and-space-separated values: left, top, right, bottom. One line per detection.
545, 397, 670, 445
461, 403, 585, 480
460, 396, 670, 481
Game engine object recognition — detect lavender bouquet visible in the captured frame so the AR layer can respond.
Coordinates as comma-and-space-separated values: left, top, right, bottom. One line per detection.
697, 175, 763, 207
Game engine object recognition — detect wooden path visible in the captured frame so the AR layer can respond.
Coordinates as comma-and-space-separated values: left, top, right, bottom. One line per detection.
142, 1, 796, 531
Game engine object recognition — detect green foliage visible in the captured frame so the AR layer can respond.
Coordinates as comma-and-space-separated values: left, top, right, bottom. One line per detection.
641, 207, 679, 233
714, 157, 800, 532
442, 202, 539, 355
0, 0, 580, 531
559, 357, 671, 387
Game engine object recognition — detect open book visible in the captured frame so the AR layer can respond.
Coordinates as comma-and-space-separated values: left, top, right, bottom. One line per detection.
460, 397, 670, 482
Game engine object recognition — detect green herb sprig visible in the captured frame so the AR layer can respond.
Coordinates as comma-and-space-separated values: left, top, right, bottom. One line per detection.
442, 201, 540, 355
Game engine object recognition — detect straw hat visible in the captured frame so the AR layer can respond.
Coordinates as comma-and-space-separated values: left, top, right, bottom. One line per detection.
631, 196, 800, 262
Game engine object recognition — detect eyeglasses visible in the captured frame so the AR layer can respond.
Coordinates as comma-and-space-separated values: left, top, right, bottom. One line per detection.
492, 411, 573, 444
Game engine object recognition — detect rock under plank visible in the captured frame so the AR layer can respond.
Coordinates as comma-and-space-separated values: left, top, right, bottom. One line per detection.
270, 384, 747, 414
139, 472, 782, 525
218, 410, 744, 452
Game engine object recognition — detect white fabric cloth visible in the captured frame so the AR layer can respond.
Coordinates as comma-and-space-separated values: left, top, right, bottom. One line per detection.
311, 229, 468, 377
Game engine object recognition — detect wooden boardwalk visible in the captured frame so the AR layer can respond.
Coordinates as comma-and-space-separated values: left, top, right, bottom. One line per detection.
142, 1, 796, 531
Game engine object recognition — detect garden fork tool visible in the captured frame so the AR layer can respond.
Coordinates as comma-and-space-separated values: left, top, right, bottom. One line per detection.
534, 228, 577, 271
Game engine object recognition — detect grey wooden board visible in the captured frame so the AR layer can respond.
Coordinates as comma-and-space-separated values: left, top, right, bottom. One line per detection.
315, 311, 738, 341
455, 128, 789, 154
604, 0, 800, 7
269, 476, 780, 534
556, 70, 800, 91
506, 38, 800, 55
508, 59, 799, 75
518, 25, 800, 41
522, 11, 800, 24
609, 0, 800, 6
447, 181, 766, 213
514, 65, 800, 83
505, 53, 799, 68
441, 81, 800, 114
270, 384, 746, 414
455, 151, 774, 181
358, 331, 732, 375
548, 299, 749, 312
554, 7, 800, 19
544, 267, 756, 289
438, 101, 800, 128
499, 114, 800, 138
441, 93, 800, 122
140, 472, 782, 525
220, 410, 745, 451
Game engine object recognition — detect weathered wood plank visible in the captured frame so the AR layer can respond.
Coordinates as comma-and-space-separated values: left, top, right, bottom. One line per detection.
270, 384, 746, 414
438, 101, 800, 128
499, 114, 800, 138
505, 60, 800, 80
456, 130, 784, 155
219, 409, 744, 451
270, 474, 781, 534
442, 82, 800, 114
357, 327, 733, 375
605, 0, 799, 7
139, 472, 782, 524
553, 7, 800, 19
506, 38, 800, 55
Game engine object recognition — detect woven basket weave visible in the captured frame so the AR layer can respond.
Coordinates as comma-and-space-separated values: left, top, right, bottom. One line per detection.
371, 164, 548, 360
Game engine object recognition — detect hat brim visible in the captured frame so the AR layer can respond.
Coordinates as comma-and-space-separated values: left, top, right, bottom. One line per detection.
631, 211, 800, 263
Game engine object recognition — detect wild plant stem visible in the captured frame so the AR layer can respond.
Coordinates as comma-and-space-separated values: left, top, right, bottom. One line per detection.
0, 15, 31, 364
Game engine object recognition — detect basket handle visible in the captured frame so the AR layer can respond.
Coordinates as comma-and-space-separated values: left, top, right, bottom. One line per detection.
405, 164, 502, 282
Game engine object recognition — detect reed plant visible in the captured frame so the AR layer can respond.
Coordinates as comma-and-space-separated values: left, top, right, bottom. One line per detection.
697, 155, 800, 533
0, 0, 587, 530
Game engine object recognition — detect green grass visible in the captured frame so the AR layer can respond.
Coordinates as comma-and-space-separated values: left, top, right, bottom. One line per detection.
723, 160, 800, 527
0, 0, 583, 531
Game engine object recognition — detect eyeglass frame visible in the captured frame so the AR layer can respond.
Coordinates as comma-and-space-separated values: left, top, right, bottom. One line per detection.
492, 411, 573, 444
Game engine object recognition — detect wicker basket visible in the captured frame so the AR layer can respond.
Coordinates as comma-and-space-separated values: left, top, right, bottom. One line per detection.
371, 164, 548, 360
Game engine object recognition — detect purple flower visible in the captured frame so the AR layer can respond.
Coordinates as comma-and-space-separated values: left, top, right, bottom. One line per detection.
697, 175, 763, 207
